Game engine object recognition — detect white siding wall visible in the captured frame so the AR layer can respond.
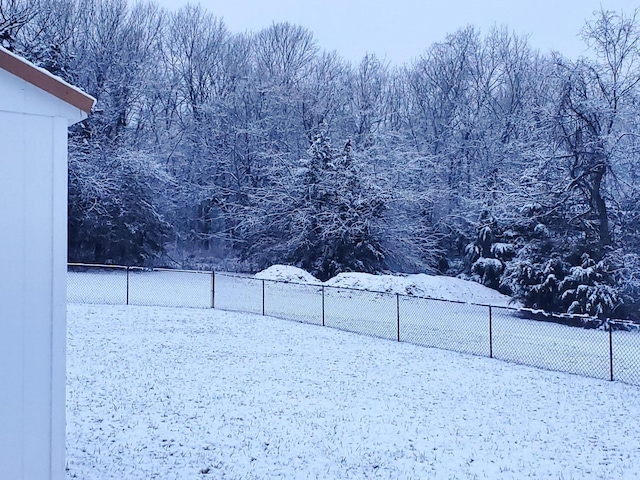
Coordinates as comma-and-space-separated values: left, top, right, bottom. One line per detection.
0, 90, 72, 478
0, 68, 86, 124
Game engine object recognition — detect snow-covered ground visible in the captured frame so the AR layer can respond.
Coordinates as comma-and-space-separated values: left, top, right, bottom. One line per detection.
66, 303, 640, 479
67, 268, 640, 385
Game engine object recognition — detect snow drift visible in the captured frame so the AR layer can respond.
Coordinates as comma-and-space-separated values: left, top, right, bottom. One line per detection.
254, 265, 322, 285
256, 266, 515, 307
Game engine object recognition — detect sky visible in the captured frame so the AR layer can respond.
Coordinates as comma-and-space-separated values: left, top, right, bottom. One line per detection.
153, 0, 637, 65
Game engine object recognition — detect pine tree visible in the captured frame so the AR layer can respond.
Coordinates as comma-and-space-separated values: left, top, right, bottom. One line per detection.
289, 126, 386, 280
464, 210, 514, 290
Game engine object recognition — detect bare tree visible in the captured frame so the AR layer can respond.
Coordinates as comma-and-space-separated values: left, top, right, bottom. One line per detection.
553, 8, 640, 248
0, 0, 37, 50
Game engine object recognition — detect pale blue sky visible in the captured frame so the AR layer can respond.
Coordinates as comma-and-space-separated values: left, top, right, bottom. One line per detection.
155, 0, 637, 64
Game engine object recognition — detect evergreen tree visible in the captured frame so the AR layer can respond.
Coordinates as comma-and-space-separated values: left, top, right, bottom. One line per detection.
464, 210, 514, 290
289, 127, 386, 280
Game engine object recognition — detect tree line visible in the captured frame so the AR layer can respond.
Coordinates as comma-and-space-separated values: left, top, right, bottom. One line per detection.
3, 0, 640, 319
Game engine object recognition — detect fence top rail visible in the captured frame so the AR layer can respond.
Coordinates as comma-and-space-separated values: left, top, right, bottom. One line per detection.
129, 266, 212, 275
68, 262, 128, 270
68, 263, 212, 275
215, 271, 261, 279
67, 262, 639, 325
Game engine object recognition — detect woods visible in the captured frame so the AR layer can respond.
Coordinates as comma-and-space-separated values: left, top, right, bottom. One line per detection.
4, 0, 640, 319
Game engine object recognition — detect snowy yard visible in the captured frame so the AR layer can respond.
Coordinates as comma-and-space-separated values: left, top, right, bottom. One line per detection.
68, 268, 640, 385
66, 303, 640, 479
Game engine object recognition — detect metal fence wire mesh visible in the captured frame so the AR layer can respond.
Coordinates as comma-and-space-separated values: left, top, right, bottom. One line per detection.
66, 264, 640, 387
67, 264, 128, 305
611, 326, 640, 385
263, 280, 323, 326
128, 268, 212, 309
400, 296, 490, 357
491, 307, 611, 381
324, 287, 397, 341
213, 273, 263, 315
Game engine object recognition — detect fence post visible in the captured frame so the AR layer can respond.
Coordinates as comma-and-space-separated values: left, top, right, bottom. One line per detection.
322, 285, 325, 327
489, 306, 493, 358
262, 279, 265, 316
211, 270, 215, 309
396, 293, 400, 342
126, 266, 130, 305
609, 322, 614, 382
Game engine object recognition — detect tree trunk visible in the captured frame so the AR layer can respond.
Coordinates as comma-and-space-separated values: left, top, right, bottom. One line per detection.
592, 165, 611, 247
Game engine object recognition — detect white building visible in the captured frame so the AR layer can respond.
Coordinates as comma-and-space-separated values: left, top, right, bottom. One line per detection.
0, 46, 95, 479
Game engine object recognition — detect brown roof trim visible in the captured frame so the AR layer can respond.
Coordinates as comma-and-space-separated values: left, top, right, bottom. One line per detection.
0, 47, 95, 114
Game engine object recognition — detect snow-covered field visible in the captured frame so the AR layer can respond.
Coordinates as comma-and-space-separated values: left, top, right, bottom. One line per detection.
67, 268, 640, 385
66, 303, 640, 479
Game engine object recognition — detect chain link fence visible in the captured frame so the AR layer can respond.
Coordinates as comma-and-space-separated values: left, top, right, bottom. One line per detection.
264, 280, 324, 326
490, 306, 612, 381
68, 264, 128, 305
129, 267, 213, 308
324, 287, 398, 340
400, 297, 491, 357
68, 263, 640, 386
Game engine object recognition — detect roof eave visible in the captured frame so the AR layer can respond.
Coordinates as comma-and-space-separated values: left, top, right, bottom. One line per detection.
0, 46, 95, 114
